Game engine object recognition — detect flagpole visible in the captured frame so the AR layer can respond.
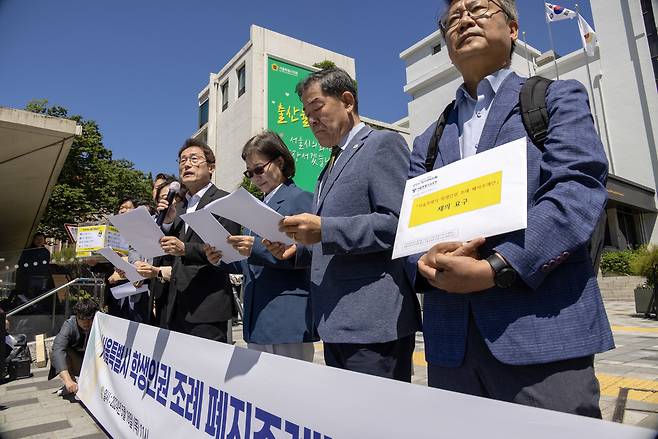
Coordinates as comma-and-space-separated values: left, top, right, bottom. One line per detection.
575, 4, 601, 135
522, 31, 532, 77
544, 4, 560, 79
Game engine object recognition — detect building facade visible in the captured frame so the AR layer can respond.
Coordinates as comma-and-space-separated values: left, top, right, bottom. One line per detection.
400, 1, 658, 249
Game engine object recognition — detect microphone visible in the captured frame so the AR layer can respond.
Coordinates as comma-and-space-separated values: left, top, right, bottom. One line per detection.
156, 181, 181, 226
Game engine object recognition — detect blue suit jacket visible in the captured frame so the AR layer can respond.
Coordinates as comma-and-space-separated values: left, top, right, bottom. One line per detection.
408, 73, 614, 367
301, 126, 421, 344
241, 180, 318, 344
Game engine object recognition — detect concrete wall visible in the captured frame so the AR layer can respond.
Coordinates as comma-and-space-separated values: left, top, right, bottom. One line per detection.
590, 0, 658, 243
597, 275, 647, 301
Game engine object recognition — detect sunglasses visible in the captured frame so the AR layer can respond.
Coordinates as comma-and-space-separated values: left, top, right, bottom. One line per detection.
243, 158, 277, 178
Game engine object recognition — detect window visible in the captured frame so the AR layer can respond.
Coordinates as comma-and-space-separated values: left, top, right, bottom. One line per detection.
198, 99, 209, 128
237, 65, 246, 97
432, 43, 442, 55
221, 81, 229, 111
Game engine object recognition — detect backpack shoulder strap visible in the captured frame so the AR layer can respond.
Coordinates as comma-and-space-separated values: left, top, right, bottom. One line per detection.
519, 76, 553, 151
424, 101, 455, 172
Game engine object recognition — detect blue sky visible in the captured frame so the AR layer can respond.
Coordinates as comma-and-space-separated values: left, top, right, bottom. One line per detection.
0, 0, 593, 178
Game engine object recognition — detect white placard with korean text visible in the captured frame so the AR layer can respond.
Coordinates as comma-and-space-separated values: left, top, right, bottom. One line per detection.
393, 138, 528, 259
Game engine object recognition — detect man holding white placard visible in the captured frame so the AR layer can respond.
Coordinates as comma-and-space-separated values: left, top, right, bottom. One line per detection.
406, 0, 613, 417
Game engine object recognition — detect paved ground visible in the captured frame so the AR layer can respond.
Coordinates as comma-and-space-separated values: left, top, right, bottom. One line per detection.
1, 300, 657, 438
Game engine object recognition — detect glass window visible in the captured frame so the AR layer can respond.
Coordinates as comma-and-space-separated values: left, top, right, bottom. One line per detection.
237, 65, 246, 97
432, 43, 442, 55
221, 81, 229, 111
198, 99, 209, 128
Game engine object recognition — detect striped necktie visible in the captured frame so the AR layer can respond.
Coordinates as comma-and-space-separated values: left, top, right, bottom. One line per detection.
327, 145, 342, 173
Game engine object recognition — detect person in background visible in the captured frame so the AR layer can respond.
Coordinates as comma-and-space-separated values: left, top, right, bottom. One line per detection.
48, 298, 99, 395
107, 197, 149, 322
135, 178, 180, 326
15, 232, 54, 314
205, 131, 317, 361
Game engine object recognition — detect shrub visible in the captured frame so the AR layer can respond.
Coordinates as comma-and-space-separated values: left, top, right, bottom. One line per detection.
600, 249, 640, 275
630, 245, 658, 287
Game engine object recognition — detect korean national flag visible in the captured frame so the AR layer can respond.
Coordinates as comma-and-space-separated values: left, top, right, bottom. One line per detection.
545, 3, 576, 21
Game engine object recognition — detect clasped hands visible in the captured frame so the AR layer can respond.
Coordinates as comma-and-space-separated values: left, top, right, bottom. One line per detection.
418, 237, 495, 294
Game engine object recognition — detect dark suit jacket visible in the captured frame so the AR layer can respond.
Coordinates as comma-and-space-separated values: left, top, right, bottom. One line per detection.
241, 180, 318, 344
407, 72, 615, 367
48, 316, 86, 378
300, 126, 422, 344
163, 184, 240, 327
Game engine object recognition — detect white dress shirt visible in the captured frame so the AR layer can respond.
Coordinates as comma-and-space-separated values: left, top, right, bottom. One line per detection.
455, 68, 513, 158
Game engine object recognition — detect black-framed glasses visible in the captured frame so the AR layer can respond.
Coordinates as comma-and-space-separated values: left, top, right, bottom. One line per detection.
439, 0, 509, 33
177, 155, 207, 167
243, 158, 275, 178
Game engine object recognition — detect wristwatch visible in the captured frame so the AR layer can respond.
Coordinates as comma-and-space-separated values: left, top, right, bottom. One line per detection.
486, 253, 517, 288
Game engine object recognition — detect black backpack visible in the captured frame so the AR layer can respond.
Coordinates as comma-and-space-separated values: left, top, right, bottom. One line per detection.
423, 76, 607, 272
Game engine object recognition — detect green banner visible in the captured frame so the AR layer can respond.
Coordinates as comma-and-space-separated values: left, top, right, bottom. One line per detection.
267, 57, 330, 192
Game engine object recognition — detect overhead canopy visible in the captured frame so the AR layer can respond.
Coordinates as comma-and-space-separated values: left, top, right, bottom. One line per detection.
0, 107, 79, 253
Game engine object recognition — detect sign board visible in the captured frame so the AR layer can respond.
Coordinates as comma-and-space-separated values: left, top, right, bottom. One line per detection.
75, 225, 128, 258
267, 57, 330, 192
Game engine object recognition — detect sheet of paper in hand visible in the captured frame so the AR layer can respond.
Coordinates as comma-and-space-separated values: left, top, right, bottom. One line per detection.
392, 138, 527, 259
205, 187, 293, 245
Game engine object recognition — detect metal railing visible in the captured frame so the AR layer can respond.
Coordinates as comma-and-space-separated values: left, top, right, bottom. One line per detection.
6, 277, 104, 317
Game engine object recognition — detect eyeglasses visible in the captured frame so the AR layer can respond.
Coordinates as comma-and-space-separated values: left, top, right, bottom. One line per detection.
243, 158, 276, 178
177, 155, 207, 167
440, 0, 509, 33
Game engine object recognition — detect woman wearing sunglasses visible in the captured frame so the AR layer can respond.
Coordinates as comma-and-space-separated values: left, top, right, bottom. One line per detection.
220, 131, 317, 361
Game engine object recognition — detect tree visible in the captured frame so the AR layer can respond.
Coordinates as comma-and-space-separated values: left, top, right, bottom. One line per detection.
26, 99, 153, 240
313, 60, 337, 70
240, 176, 263, 199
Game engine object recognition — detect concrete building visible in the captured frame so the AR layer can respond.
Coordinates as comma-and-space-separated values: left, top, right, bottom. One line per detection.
400, 1, 658, 249
193, 24, 409, 193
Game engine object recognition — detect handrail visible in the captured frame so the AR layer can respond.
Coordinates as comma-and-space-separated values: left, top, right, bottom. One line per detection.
6, 277, 104, 317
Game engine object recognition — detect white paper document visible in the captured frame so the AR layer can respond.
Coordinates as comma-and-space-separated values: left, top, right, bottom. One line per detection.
108, 206, 166, 258
180, 209, 246, 264
96, 247, 145, 283
110, 282, 149, 300
392, 138, 528, 259
205, 187, 293, 245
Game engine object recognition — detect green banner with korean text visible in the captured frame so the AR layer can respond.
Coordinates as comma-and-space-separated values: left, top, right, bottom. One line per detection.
267, 57, 330, 192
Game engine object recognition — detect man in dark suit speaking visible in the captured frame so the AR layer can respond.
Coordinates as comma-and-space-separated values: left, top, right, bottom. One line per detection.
275, 68, 421, 381
158, 139, 240, 342
407, 0, 614, 417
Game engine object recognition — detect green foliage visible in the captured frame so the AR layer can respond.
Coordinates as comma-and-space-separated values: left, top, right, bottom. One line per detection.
600, 249, 640, 275
26, 99, 153, 240
240, 176, 263, 199
313, 60, 337, 70
630, 246, 658, 287
312, 60, 358, 92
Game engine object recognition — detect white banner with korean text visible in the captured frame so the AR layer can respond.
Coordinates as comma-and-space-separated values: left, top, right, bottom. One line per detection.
77, 313, 655, 439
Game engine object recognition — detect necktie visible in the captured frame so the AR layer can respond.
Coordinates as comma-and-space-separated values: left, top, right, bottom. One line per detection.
327, 145, 342, 173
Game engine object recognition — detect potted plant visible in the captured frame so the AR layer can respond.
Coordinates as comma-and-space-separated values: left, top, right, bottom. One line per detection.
630, 245, 658, 316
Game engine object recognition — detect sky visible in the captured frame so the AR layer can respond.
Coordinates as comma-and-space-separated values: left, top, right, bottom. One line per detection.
0, 0, 594, 178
